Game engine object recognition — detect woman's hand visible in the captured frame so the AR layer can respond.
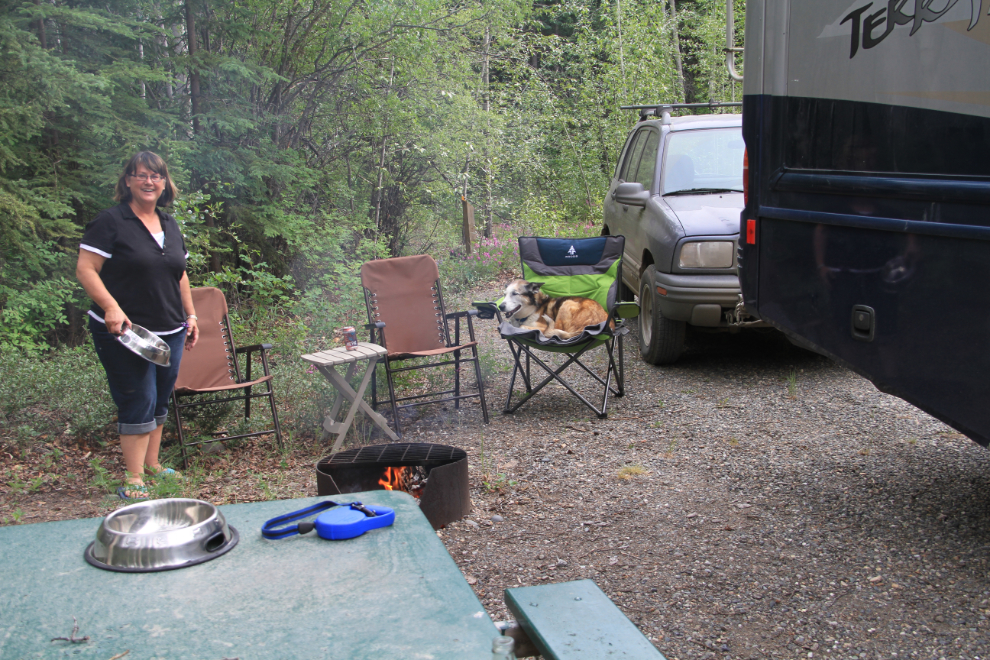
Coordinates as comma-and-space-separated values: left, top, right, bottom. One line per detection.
104, 305, 132, 336
185, 318, 199, 349
178, 271, 198, 350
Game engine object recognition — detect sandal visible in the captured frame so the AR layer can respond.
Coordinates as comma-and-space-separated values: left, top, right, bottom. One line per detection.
117, 484, 150, 501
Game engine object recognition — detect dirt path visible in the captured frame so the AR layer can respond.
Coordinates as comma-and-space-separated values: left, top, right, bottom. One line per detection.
3, 284, 990, 659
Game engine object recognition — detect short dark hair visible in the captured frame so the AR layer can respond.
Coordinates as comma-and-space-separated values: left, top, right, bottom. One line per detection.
114, 151, 179, 207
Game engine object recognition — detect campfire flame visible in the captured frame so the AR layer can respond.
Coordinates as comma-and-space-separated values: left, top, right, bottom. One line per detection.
378, 466, 424, 499
379, 466, 406, 491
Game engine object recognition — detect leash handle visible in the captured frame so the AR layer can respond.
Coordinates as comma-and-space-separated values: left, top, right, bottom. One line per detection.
261, 500, 376, 540
261, 501, 339, 539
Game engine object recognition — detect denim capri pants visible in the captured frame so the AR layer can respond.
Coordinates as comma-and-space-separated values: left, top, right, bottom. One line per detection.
89, 316, 186, 435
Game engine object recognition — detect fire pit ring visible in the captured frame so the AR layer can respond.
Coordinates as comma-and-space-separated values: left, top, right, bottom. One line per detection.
316, 443, 469, 529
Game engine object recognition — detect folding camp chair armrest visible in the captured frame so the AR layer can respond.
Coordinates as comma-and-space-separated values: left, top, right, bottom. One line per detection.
446, 309, 482, 342
609, 301, 640, 320
235, 343, 273, 353
364, 321, 387, 348
234, 343, 274, 380
472, 301, 503, 322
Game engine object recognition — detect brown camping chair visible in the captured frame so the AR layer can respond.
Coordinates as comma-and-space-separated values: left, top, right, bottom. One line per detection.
361, 255, 489, 437
170, 287, 283, 467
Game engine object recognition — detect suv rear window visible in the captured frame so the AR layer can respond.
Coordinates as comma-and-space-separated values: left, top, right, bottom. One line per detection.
632, 131, 661, 190
619, 129, 649, 182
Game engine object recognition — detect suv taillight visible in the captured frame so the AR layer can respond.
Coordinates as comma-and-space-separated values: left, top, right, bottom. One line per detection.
742, 148, 749, 206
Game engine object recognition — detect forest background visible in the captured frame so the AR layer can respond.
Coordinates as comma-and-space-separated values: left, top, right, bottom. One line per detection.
0, 0, 742, 451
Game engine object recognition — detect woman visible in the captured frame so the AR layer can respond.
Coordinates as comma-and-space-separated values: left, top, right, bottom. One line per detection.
76, 152, 199, 500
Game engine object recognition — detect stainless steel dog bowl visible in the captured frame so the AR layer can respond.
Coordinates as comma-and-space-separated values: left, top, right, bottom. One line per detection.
85, 498, 238, 572
116, 323, 171, 366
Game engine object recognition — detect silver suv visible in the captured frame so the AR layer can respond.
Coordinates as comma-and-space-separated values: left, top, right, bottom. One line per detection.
603, 111, 759, 365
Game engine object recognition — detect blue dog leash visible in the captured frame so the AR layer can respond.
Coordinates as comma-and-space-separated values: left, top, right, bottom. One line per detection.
262, 500, 395, 541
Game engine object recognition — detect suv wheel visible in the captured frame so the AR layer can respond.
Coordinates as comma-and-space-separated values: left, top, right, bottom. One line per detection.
639, 265, 685, 365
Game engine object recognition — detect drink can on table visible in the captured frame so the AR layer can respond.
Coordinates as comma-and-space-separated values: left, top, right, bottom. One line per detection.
341, 326, 358, 350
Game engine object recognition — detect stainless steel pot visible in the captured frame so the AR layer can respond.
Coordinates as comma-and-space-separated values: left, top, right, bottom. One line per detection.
85, 498, 238, 572
116, 323, 171, 366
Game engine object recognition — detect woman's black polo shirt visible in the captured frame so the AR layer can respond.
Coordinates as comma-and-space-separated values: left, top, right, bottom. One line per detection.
80, 204, 188, 333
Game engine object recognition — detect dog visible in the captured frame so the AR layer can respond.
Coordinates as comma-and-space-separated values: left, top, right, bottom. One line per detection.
498, 278, 610, 340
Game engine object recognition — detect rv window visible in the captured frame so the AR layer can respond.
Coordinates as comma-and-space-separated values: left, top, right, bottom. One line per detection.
783, 97, 990, 176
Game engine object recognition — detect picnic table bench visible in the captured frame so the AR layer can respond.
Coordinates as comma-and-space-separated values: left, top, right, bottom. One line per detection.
505, 579, 667, 659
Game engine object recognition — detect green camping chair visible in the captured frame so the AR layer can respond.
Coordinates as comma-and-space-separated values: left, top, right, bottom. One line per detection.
475, 235, 639, 418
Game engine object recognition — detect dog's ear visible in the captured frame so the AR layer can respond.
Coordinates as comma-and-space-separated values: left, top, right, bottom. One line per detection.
528, 281, 545, 293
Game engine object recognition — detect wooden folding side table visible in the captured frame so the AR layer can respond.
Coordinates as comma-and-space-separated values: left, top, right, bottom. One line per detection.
302, 342, 398, 452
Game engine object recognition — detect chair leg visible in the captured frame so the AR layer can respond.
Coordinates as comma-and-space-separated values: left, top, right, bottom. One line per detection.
599, 341, 616, 418
383, 358, 403, 438
454, 348, 461, 410
267, 382, 284, 450
503, 339, 535, 414
471, 347, 490, 424
171, 392, 190, 470
504, 350, 523, 413
504, 344, 595, 415
616, 332, 625, 396
504, 342, 531, 392
370, 360, 377, 410
504, 342, 616, 418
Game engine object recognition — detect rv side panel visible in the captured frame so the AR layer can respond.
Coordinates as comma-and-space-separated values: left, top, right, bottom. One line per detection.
741, 0, 990, 446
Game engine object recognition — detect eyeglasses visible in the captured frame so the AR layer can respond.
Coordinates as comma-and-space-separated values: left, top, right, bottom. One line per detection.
129, 173, 164, 183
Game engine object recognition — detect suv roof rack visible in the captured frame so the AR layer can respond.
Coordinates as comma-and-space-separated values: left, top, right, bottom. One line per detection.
620, 101, 742, 124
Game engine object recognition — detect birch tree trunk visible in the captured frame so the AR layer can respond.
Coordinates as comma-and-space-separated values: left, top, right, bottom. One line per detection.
668, 0, 686, 101
615, 0, 627, 97
185, 0, 201, 135
372, 60, 395, 256
482, 25, 492, 238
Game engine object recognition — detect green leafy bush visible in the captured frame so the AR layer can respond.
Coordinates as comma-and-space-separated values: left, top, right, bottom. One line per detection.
0, 243, 83, 354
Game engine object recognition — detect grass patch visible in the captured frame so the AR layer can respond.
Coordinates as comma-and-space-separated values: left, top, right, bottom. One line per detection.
89, 457, 119, 494
617, 463, 648, 480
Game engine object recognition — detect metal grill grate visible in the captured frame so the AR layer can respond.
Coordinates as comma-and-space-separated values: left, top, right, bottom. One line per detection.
319, 443, 466, 467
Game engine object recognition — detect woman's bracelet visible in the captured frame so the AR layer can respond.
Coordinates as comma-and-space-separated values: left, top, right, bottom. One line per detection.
186, 314, 198, 321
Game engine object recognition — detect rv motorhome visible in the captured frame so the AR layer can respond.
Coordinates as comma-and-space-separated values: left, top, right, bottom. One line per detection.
738, 0, 990, 446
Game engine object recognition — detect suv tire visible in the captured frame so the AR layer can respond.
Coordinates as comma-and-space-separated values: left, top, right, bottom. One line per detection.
639, 265, 685, 365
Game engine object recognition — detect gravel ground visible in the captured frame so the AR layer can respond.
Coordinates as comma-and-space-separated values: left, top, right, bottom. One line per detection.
406, 286, 990, 660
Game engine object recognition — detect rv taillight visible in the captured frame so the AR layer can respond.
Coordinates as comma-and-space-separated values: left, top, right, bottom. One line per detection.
746, 219, 756, 245
742, 148, 749, 206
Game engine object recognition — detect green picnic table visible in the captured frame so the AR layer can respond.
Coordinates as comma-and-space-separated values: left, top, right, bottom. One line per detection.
0, 490, 499, 659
